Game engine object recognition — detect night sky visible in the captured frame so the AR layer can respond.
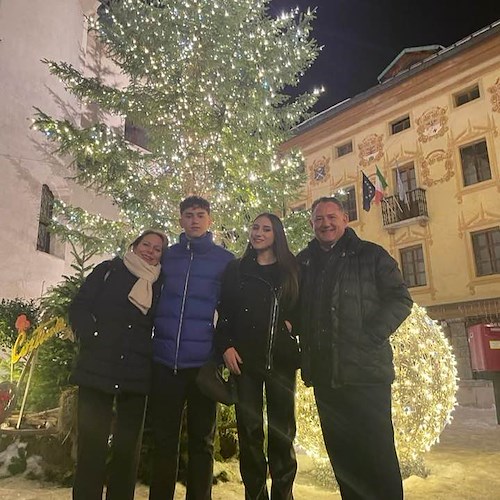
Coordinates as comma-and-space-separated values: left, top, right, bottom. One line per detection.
270, 0, 500, 112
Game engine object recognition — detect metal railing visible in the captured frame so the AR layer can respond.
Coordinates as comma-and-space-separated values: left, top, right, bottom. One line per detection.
381, 188, 428, 226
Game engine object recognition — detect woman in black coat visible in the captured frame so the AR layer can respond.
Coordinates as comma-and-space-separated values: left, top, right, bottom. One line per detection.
215, 213, 300, 500
69, 230, 166, 500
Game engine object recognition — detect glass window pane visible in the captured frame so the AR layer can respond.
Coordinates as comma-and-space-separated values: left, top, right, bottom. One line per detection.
460, 140, 491, 187
334, 186, 357, 222
472, 228, 500, 276
454, 85, 480, 106
400, 245, 426, 287
37, 185, 54, 253
337, 141, 353, 157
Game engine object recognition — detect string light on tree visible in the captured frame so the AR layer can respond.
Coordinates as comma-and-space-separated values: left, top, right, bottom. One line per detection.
32, 0, 321, 253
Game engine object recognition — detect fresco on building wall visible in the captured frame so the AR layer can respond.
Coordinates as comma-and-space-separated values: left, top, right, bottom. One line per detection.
420, 149, 455, 186
309, 155, 331, 184
416, 106, 449, 143
487, 77, 500, 113
358, 133, 384, 166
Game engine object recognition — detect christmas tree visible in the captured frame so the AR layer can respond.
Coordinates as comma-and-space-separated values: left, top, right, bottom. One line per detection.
33, 0, 320, 253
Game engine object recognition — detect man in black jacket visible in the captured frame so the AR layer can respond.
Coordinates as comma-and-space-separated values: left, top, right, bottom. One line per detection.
296, 196, 413, 500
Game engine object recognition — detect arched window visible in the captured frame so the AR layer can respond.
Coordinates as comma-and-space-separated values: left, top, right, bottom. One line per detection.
37, 184, 54, 253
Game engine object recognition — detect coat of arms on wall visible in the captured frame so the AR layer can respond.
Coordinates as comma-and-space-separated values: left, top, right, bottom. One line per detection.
309, 156, 330, 184
416, 107, 448, 143
358, 133, 384, 167
420, 148, 454, 187
487, 77, 500, 113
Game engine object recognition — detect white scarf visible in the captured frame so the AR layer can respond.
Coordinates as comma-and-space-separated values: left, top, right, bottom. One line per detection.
123, 250, 161, 315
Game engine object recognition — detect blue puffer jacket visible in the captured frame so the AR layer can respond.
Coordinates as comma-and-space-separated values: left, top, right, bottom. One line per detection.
153, 232, 234, 370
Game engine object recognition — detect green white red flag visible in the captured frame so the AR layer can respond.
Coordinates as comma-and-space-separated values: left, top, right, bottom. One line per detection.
374, 166, 388, 203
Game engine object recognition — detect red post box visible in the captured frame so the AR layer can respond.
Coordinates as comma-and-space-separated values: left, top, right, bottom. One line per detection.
468, 324, 500, 372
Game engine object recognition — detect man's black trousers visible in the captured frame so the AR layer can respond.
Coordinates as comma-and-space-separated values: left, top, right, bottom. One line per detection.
314, 383, 403, 500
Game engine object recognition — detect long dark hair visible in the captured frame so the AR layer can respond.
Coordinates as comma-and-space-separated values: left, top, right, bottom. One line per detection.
243, 213, 299, 305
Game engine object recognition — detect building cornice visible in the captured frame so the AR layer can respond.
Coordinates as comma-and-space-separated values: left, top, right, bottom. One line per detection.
287, 20, 500, 145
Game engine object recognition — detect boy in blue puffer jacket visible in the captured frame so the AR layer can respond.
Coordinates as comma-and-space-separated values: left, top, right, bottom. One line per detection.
149, 196, 234, 500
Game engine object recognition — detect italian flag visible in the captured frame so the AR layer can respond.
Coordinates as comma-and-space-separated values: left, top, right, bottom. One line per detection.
374, 166, 388, 203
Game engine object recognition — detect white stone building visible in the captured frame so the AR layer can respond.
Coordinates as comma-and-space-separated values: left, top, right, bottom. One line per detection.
0, 0, 117, 300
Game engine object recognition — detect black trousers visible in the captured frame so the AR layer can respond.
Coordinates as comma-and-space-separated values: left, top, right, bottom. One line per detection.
314, 384, 403, 500
148, 363, 217, 500
235, 366, 297, 500
73, 386, 147, 500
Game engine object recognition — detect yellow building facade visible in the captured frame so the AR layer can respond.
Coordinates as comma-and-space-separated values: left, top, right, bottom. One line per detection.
284, 21, 500, 404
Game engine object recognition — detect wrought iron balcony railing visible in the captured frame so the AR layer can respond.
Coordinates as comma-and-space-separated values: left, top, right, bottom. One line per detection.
381, 188, 429, 227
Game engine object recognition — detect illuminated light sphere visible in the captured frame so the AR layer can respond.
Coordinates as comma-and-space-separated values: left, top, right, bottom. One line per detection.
295, 303, 458, 487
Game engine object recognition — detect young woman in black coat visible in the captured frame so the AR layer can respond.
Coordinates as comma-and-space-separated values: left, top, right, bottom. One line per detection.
69, 230, 166, 500
215, 213, 300, 500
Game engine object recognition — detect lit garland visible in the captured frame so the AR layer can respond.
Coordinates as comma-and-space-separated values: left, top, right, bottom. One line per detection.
295, 304, 458, 488
31, 0, 322, 253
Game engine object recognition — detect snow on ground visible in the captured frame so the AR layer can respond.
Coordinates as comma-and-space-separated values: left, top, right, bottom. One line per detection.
0, 405, 499, 499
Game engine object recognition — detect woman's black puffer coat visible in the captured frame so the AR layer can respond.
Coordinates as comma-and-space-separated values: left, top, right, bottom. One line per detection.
69, 257, 162, 395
